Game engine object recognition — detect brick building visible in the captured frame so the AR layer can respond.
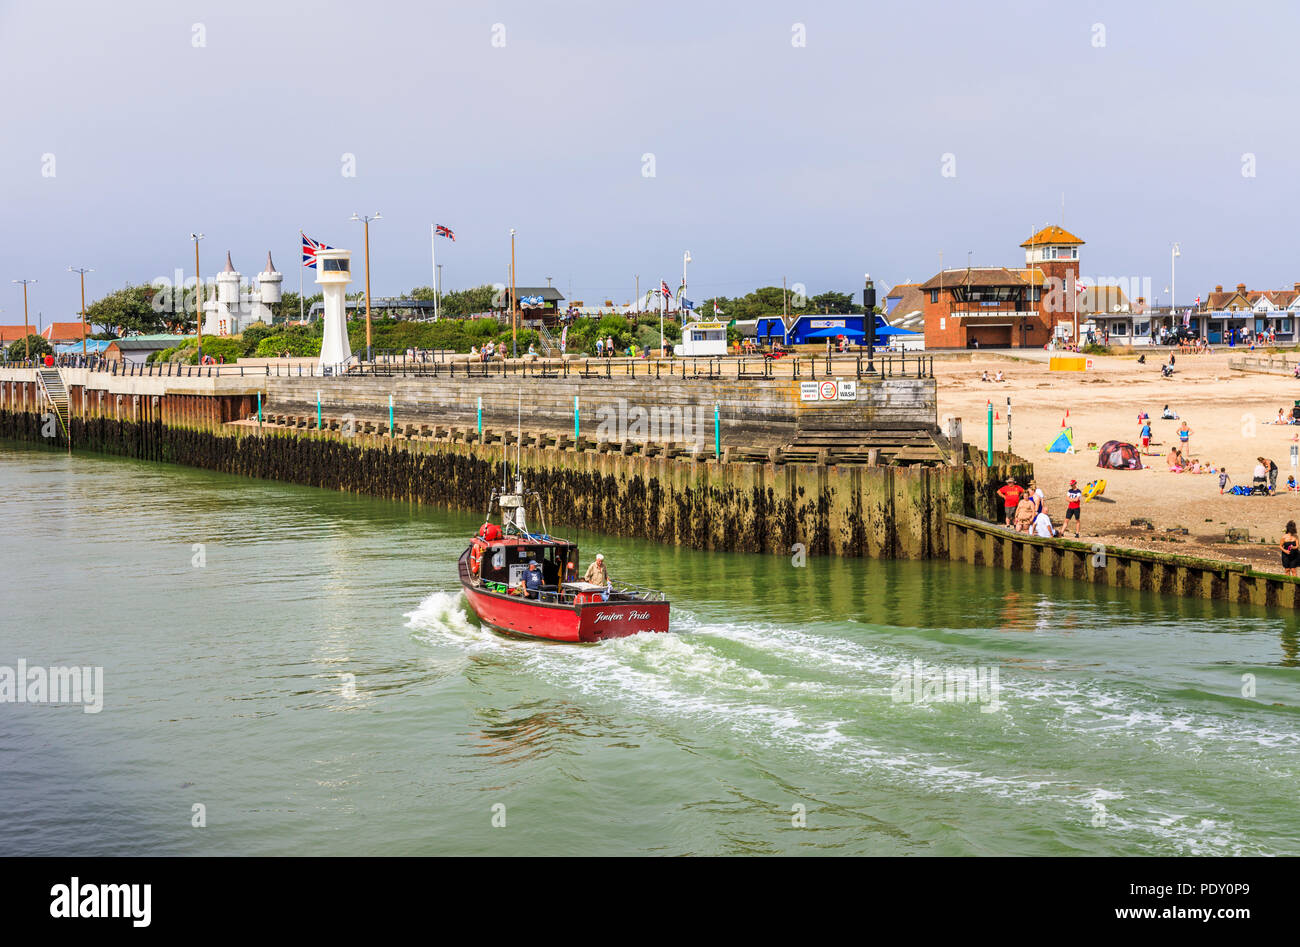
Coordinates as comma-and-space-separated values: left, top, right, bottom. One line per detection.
920, 226, 1084, 349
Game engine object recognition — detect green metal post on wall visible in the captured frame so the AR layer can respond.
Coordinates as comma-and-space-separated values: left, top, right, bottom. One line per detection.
477, 396, 483, 438
316, 390, 321, 430
257, 391, 262, 426
389, 394, 394, 439
714, 401, 720, 459
574, 395, 579, 442
986, 400, 993, 466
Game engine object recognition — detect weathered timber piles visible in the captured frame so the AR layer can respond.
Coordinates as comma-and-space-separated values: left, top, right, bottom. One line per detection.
1, 407, 1028, 560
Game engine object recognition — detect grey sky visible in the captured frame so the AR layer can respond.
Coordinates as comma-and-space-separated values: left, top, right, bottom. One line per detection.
2, 0, 1297, 322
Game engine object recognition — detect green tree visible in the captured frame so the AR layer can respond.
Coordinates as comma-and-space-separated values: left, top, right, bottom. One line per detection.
5, 334, 52, 362
272, 291, 319, 323
810, 291, 858, 314
85, 285, 169, 335
240, 322, 274, 355
440, 285, 498, 318
726, 287, 788, 321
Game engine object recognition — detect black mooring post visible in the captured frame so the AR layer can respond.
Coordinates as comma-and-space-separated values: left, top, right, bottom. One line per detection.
863, 275, 877, 374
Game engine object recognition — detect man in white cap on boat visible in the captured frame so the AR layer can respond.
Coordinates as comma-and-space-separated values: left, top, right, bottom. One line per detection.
583, 553, 608, 587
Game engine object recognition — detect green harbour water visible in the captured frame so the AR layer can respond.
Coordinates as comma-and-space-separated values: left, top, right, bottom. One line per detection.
2, 441, 1299, 856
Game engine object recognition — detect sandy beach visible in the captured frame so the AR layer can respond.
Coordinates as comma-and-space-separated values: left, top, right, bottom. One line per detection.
935, 349, 1300, 573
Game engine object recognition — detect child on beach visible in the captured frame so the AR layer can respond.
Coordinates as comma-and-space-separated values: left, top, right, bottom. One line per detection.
1177, 421, 1192, 451
1220, 468, 1231, 494
1064, 480, 1083, 538
1014, 494, 1037, 533
1288, 475, 1297, 493
1139, 419, 1152, 453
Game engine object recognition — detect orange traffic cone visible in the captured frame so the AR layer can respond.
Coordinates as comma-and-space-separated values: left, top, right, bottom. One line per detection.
995, 411, 1001, 421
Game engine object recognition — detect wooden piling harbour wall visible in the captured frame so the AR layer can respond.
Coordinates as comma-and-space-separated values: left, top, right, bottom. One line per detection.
945, 513, 1300, 608
0, 366, 1024, 560
0, 400, 1021, 558
10, 366, 1299, 607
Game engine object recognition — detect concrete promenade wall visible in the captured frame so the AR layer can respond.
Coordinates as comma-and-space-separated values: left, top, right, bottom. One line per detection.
2, 366, 940, 448
261, 374, 939, 447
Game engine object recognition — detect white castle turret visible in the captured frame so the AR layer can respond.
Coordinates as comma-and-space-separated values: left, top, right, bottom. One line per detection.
202, 250, 281, 336
258, 252, 282, 306
217, 251, 240, 304
316, 247, 353, 371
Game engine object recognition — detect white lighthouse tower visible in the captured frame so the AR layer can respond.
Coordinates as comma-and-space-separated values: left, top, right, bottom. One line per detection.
316, 247, 353, 371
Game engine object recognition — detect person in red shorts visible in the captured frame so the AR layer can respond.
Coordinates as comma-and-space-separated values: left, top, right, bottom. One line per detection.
1065, 479, 1083, 538
996, 477, 1025, 527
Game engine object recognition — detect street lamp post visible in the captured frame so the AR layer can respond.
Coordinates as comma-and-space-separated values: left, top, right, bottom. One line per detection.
351, 213, 382, 362
12, 279, 36, 361
676, 250, 691, 357
510, 229, 517, 359
864, 274, 877, 373
68, 266, 92, 360
190, 233, 204, 361
1171, 242, 1181, 334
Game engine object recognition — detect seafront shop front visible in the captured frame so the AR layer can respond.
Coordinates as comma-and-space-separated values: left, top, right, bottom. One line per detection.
1090, 311, 1296, 345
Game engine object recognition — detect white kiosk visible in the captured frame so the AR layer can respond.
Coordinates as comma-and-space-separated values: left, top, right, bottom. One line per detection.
316, 247, 353, 373
673, 320, 729, 357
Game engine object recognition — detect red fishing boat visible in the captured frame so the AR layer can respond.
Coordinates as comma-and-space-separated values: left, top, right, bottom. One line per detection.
458, 479, 670, 643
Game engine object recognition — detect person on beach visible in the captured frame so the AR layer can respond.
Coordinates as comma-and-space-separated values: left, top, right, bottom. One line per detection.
1219, 467, 1231, 494
1262, 456, 1279, 493
595, 337, 604, 357
1029, 479, 1045, 513
1013, 494, 1037, 533
1177, 421, 1192, 451
1139, 418, 1152, 453
1167, 446, 1185, 471
1281, 522, 1299, 577
997, 478, 1025, 527
1253, 459, 1268, 488
1065, 480, 1083, 537
1161, 404, 1178, 419
1288, 475, 1298, 493
1031, 506, 1056, 538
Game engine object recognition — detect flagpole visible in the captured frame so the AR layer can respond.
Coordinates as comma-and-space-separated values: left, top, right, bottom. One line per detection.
431, 224, 439, 321
298, 231, 304, 324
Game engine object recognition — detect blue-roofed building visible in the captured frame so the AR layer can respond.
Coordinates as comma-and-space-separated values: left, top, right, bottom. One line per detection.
754, 313, 919, 347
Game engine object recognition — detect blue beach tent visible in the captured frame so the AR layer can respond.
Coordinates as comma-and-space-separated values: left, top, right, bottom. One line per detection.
1047, 427, 1075, 454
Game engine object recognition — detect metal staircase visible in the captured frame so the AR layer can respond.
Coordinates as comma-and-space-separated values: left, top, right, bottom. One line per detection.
36, 368, 71, 439
535, 323, 560, 356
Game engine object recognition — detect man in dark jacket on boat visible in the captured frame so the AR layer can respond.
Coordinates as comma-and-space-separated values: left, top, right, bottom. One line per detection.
524, 560, 544, 599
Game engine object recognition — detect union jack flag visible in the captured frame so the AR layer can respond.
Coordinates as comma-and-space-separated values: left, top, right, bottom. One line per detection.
660, 280, 672, 299
435, 224, 455, 241
301, 233, 331, 269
